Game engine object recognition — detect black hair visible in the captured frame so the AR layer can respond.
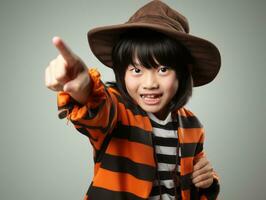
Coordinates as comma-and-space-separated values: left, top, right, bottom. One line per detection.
110, 28, 193, 112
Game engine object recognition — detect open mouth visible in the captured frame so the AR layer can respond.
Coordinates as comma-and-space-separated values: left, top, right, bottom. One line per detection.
140, 93, 162, 105
140, 94, 162, 98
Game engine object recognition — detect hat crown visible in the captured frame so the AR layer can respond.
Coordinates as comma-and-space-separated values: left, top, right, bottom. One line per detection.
87, 0, 221, 87
128, 0, 189, 33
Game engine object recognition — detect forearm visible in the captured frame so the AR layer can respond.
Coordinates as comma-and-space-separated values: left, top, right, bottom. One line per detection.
57, 69, 118, 149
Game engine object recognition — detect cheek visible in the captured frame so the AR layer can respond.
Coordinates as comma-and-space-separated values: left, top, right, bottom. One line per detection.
124, 73, 138, 96
162, 76, 179, 95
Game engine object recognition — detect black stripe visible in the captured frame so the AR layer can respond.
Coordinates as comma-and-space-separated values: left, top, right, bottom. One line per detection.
101, 153, 155, 181
113, 123, 153, 146
180, 173, 193, 190
87, 185, 146, 200
83, 100, 106, 120
102, 91, 116, 135
72, 121, 108, 133
76, 127, 98, 142
150, 120, 179, 130
152, 173, 192, 191
181, 143, 203, 158
178, 115, 203, 128
58, 103, 75, 119
198, 178, 220, 199
157, 170, 180, 180
58, 97, 81, 119
58, 109, 68, 119
153, 136, 178, 147
156, 154, 179, 165
94, 132, 113, 163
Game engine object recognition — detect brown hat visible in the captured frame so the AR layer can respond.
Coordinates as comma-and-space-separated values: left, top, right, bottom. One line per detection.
87, 0, 221, 86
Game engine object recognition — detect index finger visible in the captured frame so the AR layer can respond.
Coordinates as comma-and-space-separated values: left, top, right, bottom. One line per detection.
52, 36, 76, 65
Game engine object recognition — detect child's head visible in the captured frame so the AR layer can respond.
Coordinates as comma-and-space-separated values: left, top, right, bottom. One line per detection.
88, 0, 221, 117
111, 29, 193, 118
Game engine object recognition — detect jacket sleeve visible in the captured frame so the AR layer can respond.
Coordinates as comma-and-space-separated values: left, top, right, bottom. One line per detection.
194, 127, 220, 200
57, 68, 118, 152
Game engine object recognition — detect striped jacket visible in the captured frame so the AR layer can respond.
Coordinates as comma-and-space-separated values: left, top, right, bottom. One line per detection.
57, 69, 220, 200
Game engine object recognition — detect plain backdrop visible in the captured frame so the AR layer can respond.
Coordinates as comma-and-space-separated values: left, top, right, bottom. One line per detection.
0, 0, 265, 199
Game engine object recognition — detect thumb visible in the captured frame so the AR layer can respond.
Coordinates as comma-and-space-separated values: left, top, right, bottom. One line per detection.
63, 79, 77, 94
63, 78, 90, 105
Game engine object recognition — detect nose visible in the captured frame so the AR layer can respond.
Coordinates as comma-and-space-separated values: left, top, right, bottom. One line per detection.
142, 72, 159, 90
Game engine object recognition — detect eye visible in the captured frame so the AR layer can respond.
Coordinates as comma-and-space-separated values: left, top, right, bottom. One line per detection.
129, 67, 142, 74
158, 66, 169, 74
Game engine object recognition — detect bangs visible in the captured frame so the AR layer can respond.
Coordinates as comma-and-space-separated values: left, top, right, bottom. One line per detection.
112, 28, 191, 71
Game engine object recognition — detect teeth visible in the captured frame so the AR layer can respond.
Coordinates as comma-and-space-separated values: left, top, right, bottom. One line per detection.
141, 94, 161, 98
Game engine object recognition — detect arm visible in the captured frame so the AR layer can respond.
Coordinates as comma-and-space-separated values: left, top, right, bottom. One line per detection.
57, 69, 118, 151
45, 37, 117, 152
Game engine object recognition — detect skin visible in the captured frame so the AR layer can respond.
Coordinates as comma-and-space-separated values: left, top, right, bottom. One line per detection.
124, 61, 179, 120
45, 36, 91, 104
45, 36, 214, 189
192, 157, 214, 188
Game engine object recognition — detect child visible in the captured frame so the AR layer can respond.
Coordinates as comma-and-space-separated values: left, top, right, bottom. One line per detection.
45, 0, 220, 199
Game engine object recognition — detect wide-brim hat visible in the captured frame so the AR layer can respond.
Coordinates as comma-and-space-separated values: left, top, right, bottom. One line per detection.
87, 0, 221, 87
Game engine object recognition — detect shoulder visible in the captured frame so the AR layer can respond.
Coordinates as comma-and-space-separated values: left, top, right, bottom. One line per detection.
177, 107, 195, 117
176, 107, 203, 128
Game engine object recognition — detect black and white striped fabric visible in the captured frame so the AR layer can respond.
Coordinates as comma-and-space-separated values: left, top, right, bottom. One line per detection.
148, 112, 181, 200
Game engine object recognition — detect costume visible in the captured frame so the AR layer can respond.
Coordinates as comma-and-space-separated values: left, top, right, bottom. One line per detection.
56, 1, 221, 199
57, 69, 220, 200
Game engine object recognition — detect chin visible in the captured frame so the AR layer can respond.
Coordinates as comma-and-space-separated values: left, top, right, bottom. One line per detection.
139, 104, 163, 114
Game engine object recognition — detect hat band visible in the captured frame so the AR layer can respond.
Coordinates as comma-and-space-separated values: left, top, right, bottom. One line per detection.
128, 15, 186, 33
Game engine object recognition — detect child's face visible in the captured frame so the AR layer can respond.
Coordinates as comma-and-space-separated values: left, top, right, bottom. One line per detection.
125, 59, 179, 120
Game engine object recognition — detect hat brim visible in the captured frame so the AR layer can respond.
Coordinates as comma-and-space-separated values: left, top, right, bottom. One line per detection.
88, 23, 221, 87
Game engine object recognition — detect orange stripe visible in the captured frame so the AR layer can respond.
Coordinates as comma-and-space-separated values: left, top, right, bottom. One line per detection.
194, 151, 205, 164
118, 102, 152, 132
57, 92, 71, 107
181, 189, 190, 200
69, 105, 88, 121
93, 168, 152, 198
178, 128, 204, 143
94, 162, 101, 176
178, 107, 195, 117
83, 194, 88, 200
108, 87, 120, 95
106, 138, 155, 167
200, 195, 208, 200
180, 157, 194, 175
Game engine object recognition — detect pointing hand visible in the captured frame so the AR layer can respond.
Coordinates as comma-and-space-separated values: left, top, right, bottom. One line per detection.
45, 37, 91, 104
